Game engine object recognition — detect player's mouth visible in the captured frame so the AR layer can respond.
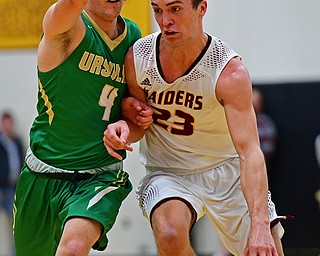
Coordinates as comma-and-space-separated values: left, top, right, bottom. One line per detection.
164, 30, 177, 36
107, 0, 120, 3
164, 30, 174, 34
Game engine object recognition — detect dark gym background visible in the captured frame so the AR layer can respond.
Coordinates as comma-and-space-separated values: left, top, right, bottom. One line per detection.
254, 82, 320, 255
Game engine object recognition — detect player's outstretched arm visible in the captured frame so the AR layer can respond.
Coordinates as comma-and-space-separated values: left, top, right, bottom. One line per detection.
38, 0, 88, 72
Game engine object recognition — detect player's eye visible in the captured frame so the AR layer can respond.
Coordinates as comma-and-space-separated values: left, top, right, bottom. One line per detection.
153, 8, 162, 14
171, 7, 180, 12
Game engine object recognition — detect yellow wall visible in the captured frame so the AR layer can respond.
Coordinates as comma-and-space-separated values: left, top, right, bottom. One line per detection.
121, 0, 151, 36
0, 0, 151, 49
0, 0, 54, 48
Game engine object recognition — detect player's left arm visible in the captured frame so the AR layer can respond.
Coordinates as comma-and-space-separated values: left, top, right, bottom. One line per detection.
216, 57, 277, 255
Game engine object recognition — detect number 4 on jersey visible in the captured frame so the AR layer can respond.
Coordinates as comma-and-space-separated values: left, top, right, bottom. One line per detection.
99, 84, 118, 121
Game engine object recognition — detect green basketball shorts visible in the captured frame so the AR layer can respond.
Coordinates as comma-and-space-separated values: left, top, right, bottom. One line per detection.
13, 165, 132, 256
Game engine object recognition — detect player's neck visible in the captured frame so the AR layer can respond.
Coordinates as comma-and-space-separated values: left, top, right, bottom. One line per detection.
160, 32, 208, 66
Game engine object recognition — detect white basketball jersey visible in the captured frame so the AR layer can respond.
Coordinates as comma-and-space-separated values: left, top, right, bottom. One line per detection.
133, 32, 239, 174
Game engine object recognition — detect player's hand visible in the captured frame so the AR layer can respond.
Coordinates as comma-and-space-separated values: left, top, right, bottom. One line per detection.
121, 97, 153, 129
242, 224, 278, 256
103, 120, 133, 160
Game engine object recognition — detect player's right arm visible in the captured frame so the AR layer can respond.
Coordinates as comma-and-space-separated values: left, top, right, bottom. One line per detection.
38, 0, 88, 72
121, 47, 153, 128
125, 47, 148, 103
103, 47, 152, 160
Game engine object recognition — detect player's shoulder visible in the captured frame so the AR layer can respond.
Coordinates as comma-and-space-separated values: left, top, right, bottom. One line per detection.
122, 17, 140, 33
209, 35, 237, 58
220, 58, 249, 85
119, 17, 142, 43
135, 31, 159, 46
133, 32, 160, 58
216, 57, 251, 104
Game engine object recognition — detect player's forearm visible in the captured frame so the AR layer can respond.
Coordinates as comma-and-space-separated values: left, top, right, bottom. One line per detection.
240, 151, 270, 226
125, 118, 146, 144
43, 0, 87, 37
121, 98, 137, 124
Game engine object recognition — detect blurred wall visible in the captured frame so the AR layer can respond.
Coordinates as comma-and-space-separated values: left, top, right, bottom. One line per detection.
203, 0, 320, 83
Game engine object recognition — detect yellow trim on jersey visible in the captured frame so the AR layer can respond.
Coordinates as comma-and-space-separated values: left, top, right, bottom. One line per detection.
38, 79, 54, 125
82, 10, 127, 51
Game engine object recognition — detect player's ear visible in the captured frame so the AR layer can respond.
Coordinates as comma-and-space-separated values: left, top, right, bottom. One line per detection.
199, 0, 207, 15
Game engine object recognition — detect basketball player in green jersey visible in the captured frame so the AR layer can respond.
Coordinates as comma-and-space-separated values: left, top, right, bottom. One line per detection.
13, 0, 151, 255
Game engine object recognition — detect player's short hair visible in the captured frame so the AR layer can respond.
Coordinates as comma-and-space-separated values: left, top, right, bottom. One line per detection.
191, 0, 204, 9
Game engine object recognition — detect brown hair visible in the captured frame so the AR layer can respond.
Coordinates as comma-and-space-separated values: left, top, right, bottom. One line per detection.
191, 0, 203, 9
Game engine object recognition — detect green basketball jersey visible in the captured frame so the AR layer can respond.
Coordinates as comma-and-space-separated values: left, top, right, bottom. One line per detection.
30, 12, 141, 170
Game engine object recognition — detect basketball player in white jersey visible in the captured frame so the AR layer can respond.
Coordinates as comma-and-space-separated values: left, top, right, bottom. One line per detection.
103, 0, 291, 255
